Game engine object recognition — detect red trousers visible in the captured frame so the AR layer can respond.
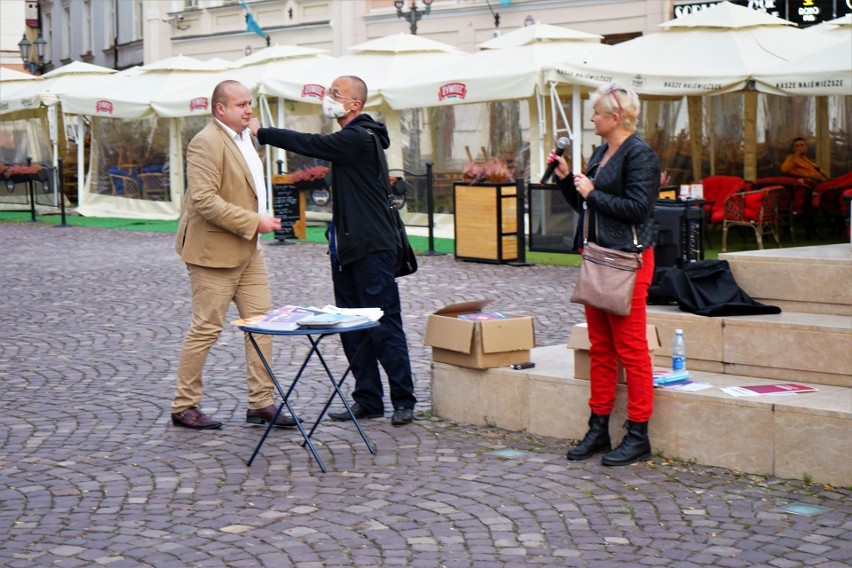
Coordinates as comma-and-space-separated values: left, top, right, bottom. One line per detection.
585, 247, 655, 422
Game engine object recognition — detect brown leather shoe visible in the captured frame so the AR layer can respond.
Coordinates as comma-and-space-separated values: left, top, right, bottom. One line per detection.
247, 404, 297, 428
171, 407, 222, 430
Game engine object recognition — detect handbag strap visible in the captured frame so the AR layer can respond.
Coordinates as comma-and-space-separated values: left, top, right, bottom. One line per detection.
580, 205, 641, 268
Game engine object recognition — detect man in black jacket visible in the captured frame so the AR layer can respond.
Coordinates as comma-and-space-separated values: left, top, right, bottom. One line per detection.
249, 75, 416, 426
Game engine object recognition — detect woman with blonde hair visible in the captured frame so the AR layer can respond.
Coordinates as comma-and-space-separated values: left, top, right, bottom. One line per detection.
547, 84, 660, 466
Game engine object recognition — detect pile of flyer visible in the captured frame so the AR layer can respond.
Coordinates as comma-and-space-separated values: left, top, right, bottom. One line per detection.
232, 305, 382, 331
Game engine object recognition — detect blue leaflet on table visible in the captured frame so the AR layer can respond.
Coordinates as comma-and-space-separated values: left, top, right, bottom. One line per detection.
233, 305, 322, 331
296, 312, 370, 328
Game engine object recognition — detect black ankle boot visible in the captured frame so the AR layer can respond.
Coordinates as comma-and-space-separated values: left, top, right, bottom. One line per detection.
567, 413, 611, 461
601, 420, 651, 466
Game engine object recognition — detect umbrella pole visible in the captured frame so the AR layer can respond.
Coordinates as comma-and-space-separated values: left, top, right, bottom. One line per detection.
743, 90, 757, 182
687, 96, 702, 183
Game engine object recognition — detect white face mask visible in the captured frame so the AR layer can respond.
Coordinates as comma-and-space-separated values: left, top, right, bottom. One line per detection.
322, 96, 348, 119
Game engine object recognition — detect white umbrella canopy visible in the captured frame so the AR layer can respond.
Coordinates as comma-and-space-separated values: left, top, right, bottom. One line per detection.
753, 34, 852, 96
545, 1, 840, 96
1, 60, 116, 114
805, 13, 851, 35
382, 24, 606, 109
61, 55, 230, 119
379, 24, 607, 180
42, 60, 116, 78
0, 67, 38, 82
226, 44, 331, 96
478, 22, 603, 49
348, 32, 463, 54
258, 33, 465, 108
0, 67, 39, 109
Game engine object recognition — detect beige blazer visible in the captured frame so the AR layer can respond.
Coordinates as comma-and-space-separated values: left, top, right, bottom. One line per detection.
175, 121, 261, 268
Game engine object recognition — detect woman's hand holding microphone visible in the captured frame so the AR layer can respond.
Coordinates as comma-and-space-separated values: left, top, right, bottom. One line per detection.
545, 148, 594, 199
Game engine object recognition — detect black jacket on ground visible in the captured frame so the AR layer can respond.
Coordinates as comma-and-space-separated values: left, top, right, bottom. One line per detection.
659, 260, 782, 317
557, 133, 660, 253
256, 114, 397, 267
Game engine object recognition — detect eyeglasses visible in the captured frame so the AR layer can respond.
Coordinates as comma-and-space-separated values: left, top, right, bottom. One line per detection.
608, 86, 625, 117
328, 88, 356, 102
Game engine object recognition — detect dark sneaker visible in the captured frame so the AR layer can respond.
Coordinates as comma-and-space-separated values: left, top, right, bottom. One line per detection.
391, 408, 414, 426
329, 402, 384, 422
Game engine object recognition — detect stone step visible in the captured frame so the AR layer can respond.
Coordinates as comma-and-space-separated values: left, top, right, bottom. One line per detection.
430, 344, 852, 487
720, 243, 852, 317
646, 305, 852, 387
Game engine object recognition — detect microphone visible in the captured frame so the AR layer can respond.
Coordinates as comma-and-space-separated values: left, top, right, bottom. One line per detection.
540, 137, 570, 184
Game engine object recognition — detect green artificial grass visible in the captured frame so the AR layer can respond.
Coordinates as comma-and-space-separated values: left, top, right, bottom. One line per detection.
2, 210, 844, 268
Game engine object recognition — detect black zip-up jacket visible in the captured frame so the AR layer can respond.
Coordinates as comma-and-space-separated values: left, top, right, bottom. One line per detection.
256, 114, 397, 267
557, 133, 660, 252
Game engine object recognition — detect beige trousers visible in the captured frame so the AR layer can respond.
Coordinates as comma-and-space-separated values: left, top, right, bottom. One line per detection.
172, 248, 274, 413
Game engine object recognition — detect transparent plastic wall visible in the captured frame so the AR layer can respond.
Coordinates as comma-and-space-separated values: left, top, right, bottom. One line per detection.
641, 93, 852, 184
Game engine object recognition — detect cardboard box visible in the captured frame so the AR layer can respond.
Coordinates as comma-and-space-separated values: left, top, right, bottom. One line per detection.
424, 299, 535, 369
567, 322, 661, 383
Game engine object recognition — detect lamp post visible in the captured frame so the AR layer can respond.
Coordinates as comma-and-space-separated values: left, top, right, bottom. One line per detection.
394, 0, 432, 35
18, 32, 46, 75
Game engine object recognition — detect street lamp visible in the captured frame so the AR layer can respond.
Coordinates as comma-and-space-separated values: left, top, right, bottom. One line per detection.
394, 0, 432, 35
18, 32, 46, 75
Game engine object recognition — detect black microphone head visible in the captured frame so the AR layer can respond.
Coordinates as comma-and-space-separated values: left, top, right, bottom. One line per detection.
556, 137, 570, 153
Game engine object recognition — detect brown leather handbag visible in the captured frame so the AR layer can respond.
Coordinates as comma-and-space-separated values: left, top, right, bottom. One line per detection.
570, 213, 641, 316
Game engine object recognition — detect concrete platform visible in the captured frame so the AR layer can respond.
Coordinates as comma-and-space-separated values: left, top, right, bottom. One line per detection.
646, 305, 852, 387
721, 243, 852, 316
431, 344, 852, 486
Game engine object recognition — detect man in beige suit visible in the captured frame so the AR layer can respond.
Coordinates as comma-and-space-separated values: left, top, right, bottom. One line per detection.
171, 80, 295, 430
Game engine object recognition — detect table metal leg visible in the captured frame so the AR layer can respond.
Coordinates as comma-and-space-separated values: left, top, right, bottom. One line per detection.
305, 334, 376, 455
244, 332, 328, 472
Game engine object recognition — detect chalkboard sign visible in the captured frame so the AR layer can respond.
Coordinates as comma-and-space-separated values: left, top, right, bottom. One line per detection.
271, 183, 301, 241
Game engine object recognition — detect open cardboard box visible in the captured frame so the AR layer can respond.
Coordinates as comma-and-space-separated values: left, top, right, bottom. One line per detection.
424, 299, 535, 369
567, 322, 661, 383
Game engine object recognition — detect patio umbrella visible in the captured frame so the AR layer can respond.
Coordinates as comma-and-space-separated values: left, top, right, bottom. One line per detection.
61, 55, 229, 119
1, 60, 116, 114
752, 34, 852, 97
259, 33, 464, 109
259, 33, 466, 167
383, 24, 603, 108
546, 1, 839, 95
804, 13, 851, 36
544, 1, 841, 180
0, 67, 39, 111
227, 44, 329, 96
380, 23, 607, 179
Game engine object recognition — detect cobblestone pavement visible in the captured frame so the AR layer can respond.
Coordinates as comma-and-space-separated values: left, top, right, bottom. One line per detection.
1, 222, 850, 568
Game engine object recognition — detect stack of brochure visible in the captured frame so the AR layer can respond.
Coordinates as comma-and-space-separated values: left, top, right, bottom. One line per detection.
232, 305, 383, 331
652, 369, 691, 386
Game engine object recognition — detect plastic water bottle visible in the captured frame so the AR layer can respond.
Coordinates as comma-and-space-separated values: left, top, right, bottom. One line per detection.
672, 329, 686, 371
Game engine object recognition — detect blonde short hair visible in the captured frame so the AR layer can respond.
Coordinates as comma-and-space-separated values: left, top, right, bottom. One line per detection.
590, 84, 640, 132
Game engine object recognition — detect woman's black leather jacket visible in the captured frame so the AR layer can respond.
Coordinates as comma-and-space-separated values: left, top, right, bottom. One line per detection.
557, 133, 660, 253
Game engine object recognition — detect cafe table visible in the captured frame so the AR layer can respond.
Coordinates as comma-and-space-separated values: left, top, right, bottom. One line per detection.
240, 320, 379, 472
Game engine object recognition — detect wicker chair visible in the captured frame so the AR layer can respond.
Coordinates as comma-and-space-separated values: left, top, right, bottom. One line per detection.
750, 176, 814, 242
139, 172, 168, 201
108, 172, 141, 199
721, 185, 783, 252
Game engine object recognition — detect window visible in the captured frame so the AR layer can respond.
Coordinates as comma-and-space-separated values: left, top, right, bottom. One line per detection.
83, 0, 92, 54
62, 3, 70, 59
135, 0, 144, 40
104, 0, 114, 46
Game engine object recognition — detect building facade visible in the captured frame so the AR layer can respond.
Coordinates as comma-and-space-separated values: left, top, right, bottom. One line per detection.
12, 0, 846, 75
